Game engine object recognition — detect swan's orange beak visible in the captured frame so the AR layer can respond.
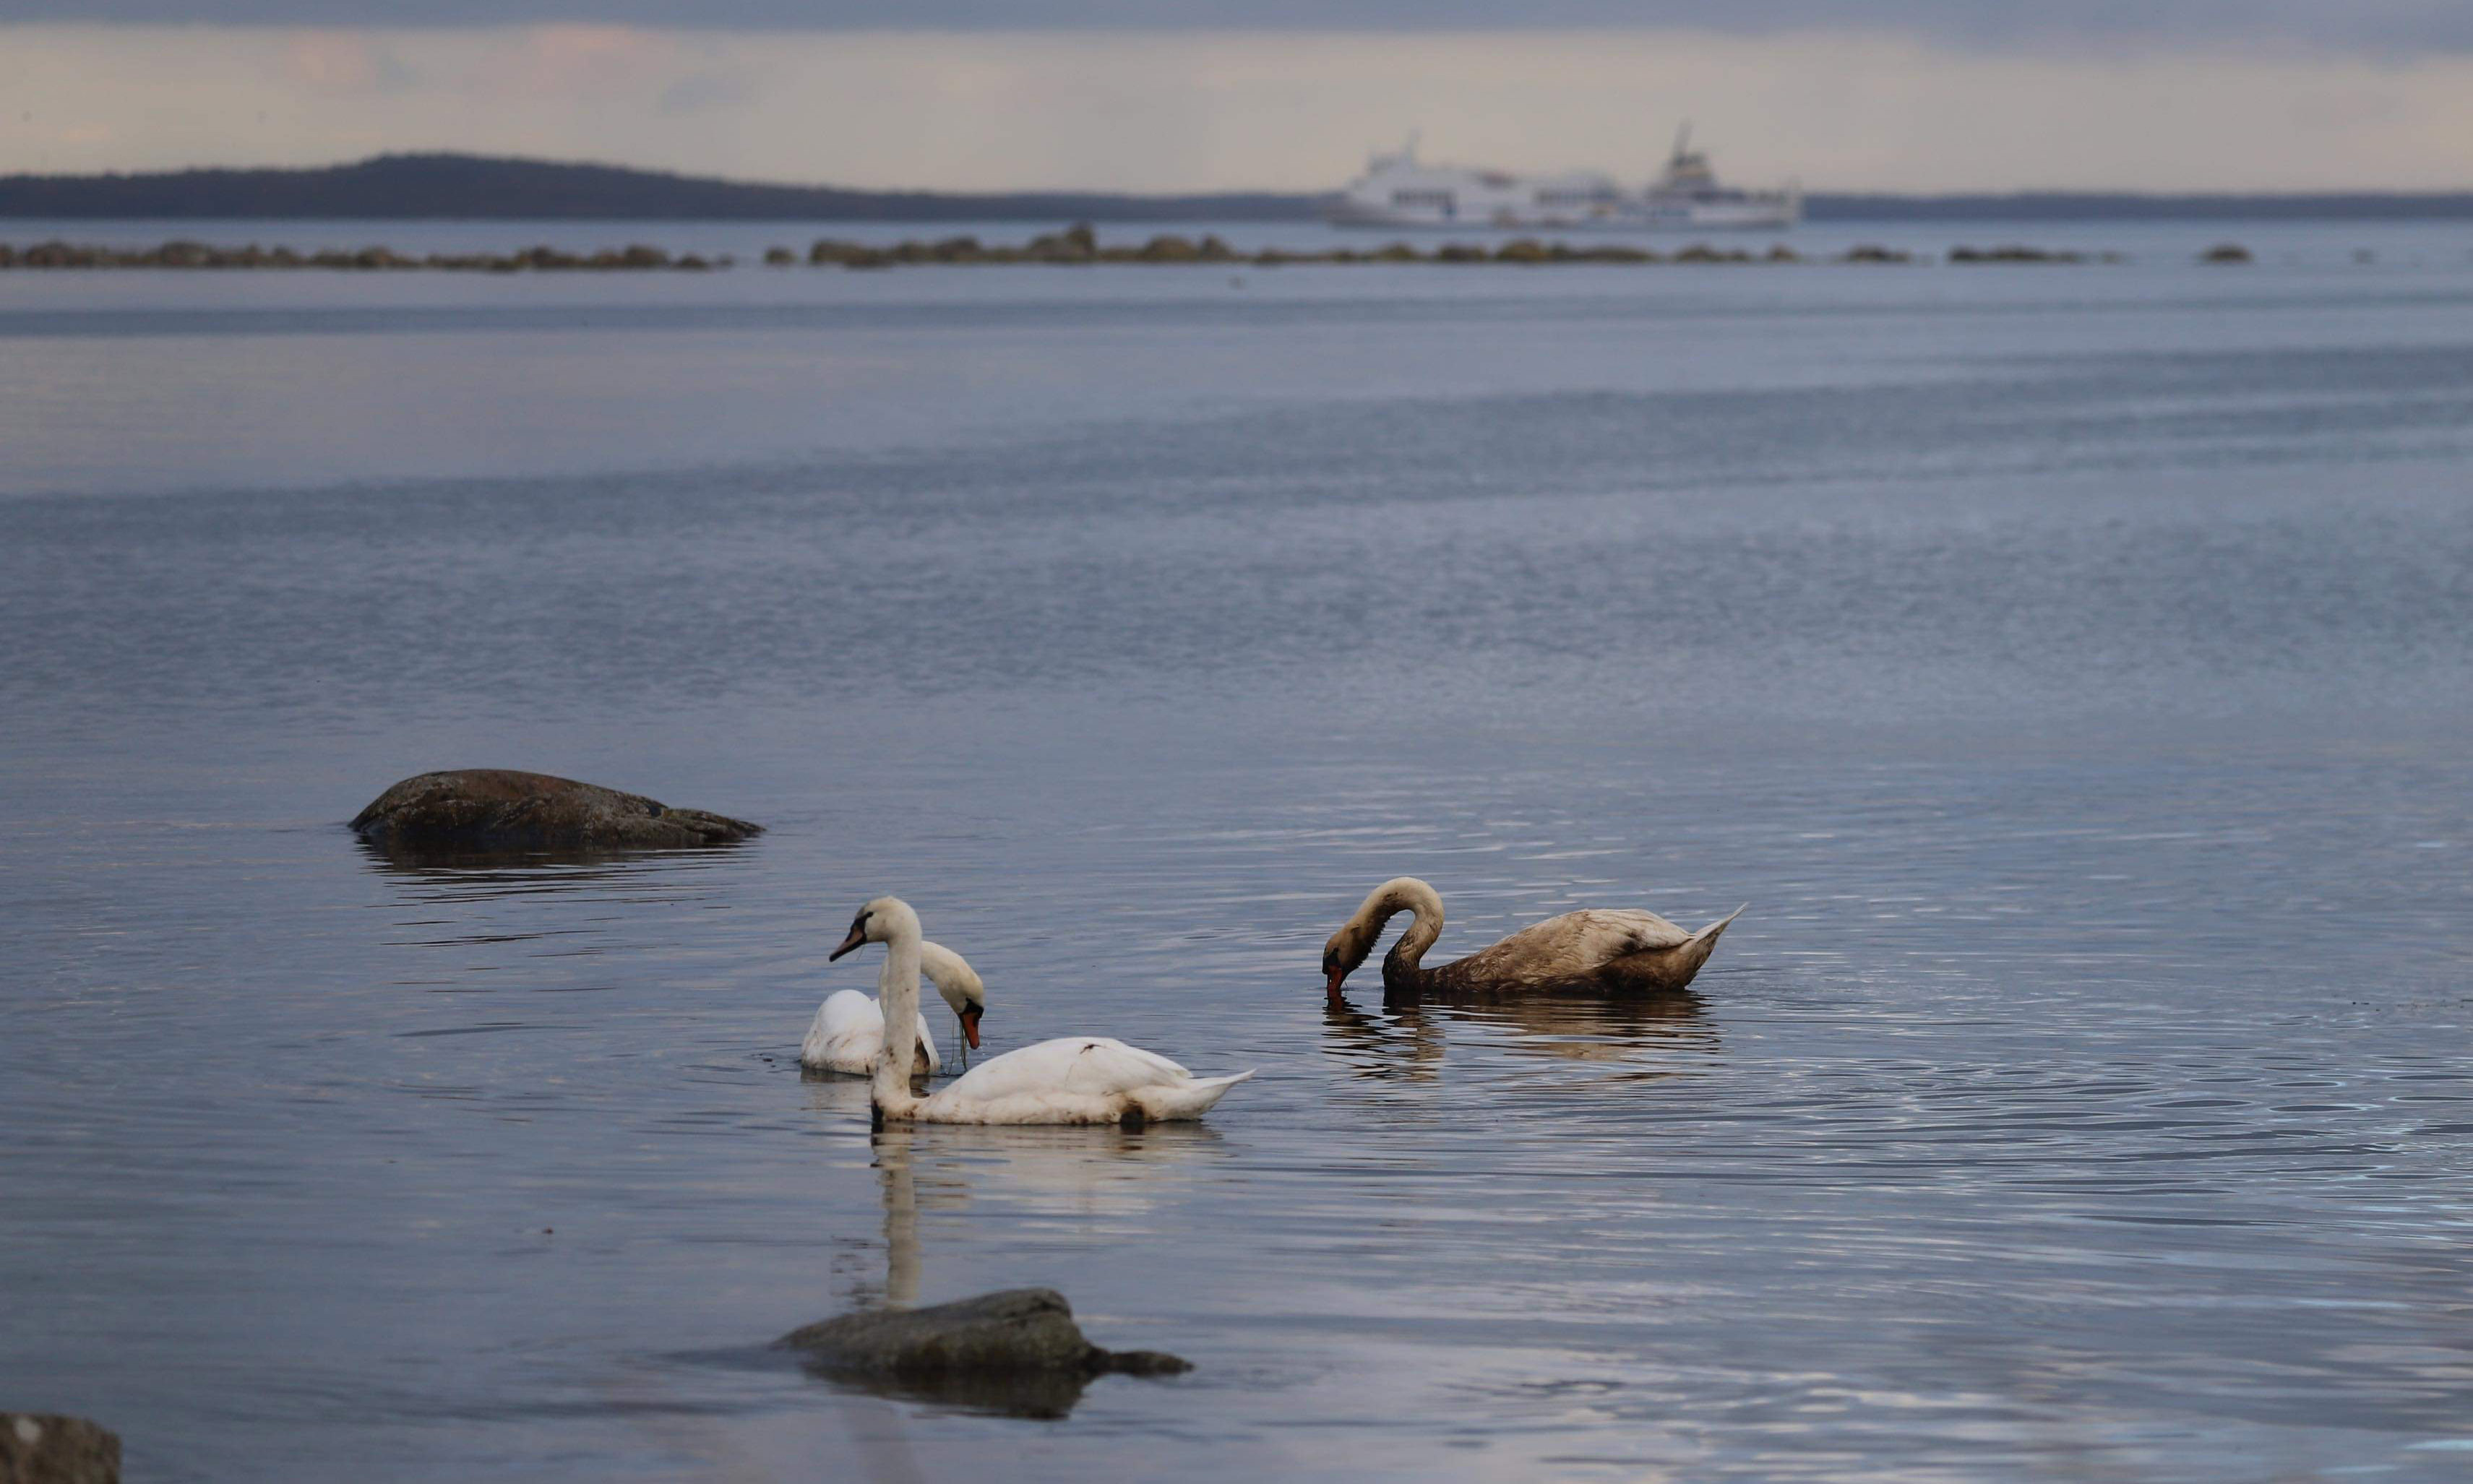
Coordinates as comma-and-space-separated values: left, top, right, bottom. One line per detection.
1325, 967, 1347, 998
959, 1005, 983, 1050
830, 925, 866, 961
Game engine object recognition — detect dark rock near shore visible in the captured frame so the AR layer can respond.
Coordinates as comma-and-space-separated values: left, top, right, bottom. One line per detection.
1023, 224, 1097, 262
1950, 243, 2085, 264
1, 1415, 119, 1484
350, 769, 762, 853
778, 1288, 1190, 1419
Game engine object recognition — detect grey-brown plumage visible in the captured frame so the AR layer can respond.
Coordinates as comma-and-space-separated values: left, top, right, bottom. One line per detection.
1322, 877, 1742, 999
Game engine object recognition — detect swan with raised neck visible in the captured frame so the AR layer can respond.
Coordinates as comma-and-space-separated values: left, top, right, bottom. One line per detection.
831, 896, 1252, 1126
1322, 876, 1742, 999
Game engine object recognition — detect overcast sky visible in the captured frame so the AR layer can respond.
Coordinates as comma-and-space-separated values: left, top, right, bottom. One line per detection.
4, 4, 2471, 189
10, 1, 2473, 50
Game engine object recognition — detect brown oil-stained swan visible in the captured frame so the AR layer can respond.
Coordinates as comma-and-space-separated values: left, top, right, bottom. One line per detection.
1322, 876, 1742, 999
833, 897, 1252, 1126
801, 941, 986, 1077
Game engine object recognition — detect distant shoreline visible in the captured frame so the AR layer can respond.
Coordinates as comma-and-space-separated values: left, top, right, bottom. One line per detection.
1, 231, 2259, 272
4, 153, 2471, 223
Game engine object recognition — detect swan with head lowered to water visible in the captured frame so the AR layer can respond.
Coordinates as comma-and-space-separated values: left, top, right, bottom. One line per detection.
832, 896, 1253, 1127
1323, 876, 1742, 1001
801, 940, 986, 1077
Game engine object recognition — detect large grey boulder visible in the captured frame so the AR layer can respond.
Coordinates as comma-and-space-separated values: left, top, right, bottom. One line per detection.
778, 1288, 1190, 1418
0, 1415, 119, 1484
350, 769, 762, 853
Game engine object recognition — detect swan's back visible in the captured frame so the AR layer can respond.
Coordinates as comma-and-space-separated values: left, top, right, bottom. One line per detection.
943, 1036, 1193, 1103
1468, 908, 1691, 979
921, 1035, 1251, 1124
802, 988, 939, 1074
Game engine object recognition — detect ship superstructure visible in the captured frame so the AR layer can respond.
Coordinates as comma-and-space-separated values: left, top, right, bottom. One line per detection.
1328, 126, 1798, 231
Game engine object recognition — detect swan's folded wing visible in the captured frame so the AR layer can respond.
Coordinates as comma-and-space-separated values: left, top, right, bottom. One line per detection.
1063, 1037, 1193, 1089
803, 988, 882, 1069
1478, 910, 1698, 982
816, 988, 883, 1038
945, 1036, 1193, 1102
804, 990, 939, 1073
1563, 909, 1693, 954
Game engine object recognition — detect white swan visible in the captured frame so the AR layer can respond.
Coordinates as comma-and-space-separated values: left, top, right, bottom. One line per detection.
830, 896, 1252, 1126
801, 940, 986, 1077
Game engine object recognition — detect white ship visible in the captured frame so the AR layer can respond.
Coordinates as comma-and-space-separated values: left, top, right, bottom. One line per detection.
1327, 126, 1799, 231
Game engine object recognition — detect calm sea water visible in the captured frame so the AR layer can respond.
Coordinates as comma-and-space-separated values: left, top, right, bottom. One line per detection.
4, 219, 2472, 1481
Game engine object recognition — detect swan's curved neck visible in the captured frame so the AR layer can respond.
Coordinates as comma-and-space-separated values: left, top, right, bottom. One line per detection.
1372, 878, 1446, 984
871, 924, 926, 1118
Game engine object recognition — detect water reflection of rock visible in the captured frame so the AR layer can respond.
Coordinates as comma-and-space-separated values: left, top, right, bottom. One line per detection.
354, 839, 736, 977
354, 837, 734, 889
793, 1096, 1221, 1418
1324, 990, 1716, 1080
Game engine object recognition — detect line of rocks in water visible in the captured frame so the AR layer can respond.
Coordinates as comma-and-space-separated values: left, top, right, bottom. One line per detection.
0, 241, 723, 271
793, 228, 1935, 267
0, 223, 2261, 272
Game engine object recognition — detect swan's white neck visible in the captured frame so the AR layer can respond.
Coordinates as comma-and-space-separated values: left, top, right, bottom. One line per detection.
871, 920, 926, 1118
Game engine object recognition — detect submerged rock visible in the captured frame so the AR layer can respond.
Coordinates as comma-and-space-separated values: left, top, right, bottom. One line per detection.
350, 769, 762, 853
778, 1288, 1190, 1419
0, 1415, 119, 1484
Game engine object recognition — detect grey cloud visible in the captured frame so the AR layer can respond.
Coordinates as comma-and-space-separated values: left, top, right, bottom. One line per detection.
7, 0, 2472, 54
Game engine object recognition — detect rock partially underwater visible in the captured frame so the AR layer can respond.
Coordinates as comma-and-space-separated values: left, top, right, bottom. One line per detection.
0, 1415, 119, 1484
777, 1288, 1190, 1419
350, 769, 762, 853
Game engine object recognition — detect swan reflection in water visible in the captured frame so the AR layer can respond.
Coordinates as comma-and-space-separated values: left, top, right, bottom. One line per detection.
795, 1079, 1223, 1418
1322, 988, 1717, 1083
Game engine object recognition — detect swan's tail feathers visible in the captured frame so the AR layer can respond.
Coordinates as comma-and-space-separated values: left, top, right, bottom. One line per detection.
1695, 904, 1748, 944
1135, 1069, 1255, 1122
1652, 905, 1745, 992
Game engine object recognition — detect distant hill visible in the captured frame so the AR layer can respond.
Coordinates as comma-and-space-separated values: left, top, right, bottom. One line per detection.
0, 153, 1325, 222
1807, 192, 2473, 221
2, 153, 2468, 223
